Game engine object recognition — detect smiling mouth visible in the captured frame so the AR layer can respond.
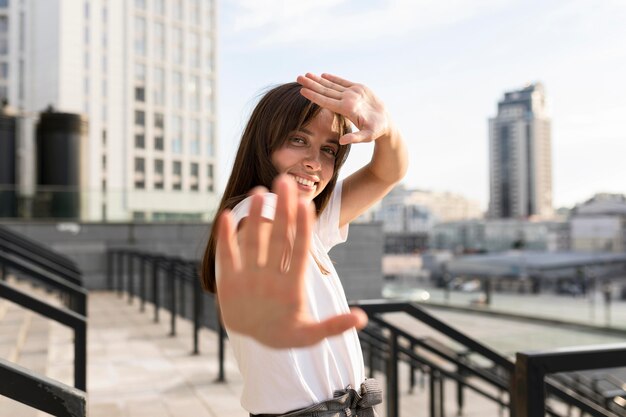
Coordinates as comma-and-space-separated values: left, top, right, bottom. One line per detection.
290, 175, 317, 191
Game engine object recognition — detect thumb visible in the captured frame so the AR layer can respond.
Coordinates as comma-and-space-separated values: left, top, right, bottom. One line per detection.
292, 310, 368, 346
339, 130, 373, 145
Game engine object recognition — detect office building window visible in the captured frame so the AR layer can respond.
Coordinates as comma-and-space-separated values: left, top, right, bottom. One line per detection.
191, 0, 202, 26
135, 86, 145, 102
155, 112, 164, 129
172, 71, 183, 108
0, 0, 9, 8
172, 28, 184, 64
134, 17, 146, 56
154, 135, 164, 151
172, 161, 182, 190
154, 22, 166, 61
154, 159, 164, 189
135, 63, 146, 81
134, 0, 146, 10
190, 32, 200, 68
0, 62, 7, 79
154, 67, 165, 105
206, 122, 213, 156
171, 116, 183, 154
135, 134, 145, 149
135, 110, 145, 126
0, 17, 8, 55
154, 0, 165, 15
134, 157, 145, 189
174, 0, 183, 21
207, 163, 214, 192
189, 75, 200, 111
190, 163, 199, 191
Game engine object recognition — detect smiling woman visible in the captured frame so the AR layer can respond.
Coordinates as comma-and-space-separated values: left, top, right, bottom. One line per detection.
200, 73, 407, 416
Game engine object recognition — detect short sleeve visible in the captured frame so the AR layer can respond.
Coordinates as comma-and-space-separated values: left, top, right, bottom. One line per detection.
230, 193, 277, 228
315, 180, 349, 251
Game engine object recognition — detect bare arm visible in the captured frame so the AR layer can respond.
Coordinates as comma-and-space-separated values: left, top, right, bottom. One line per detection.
297, 73, 408, 227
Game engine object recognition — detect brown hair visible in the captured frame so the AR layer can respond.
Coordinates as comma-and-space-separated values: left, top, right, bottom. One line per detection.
200, 82, 351, 293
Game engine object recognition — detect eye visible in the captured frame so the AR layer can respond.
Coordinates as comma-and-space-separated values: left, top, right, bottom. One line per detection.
322, 146, 338, 157
289, 136, 306, 145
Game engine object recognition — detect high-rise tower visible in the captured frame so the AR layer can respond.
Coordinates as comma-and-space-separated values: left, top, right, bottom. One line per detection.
488, 83, 553, 219
0, 0, 217, 221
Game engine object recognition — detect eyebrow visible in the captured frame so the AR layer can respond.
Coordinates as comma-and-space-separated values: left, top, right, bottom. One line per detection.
299, 128, 340, 145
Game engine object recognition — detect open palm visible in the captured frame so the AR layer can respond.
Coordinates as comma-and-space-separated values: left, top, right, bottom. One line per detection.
215, 175, 367, 348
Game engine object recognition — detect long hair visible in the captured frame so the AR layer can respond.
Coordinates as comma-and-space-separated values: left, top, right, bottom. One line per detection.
200, 82, 351, 293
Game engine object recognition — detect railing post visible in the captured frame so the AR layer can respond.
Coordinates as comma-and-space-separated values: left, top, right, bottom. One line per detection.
216, 307, 226, 382
368, 340, 375, 378
429, 368, 437, 417
169, 260, 177, 336
0, 261, 6, 281
192, 268, 202, 355
153, 257, 160, 323
409, 341, 416, 393
116, 251, 124, 297
513, 353, 544, 417
456, 352, 467, 416
127, 251, 134, 304
386, 331, 399, 417
139, 254, 146, 312
106, 250, 113, 289
75, 320, 87, 392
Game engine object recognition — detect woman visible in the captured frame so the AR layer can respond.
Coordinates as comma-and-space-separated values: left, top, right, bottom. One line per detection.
201, 73, 407, 416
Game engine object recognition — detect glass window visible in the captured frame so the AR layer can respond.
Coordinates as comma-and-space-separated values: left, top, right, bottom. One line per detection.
134, 0, 146, 10
189, 75, 199, 111
190, 163, 199, 191
206, 122, 213, 156
154, 22, 166, 61
154, 136, 164, 151
154, 159, 164, 189
207, 164, 214, 192
172, 161, 182, 190
190, 32, 200, 68
172, 28, 184, 64
153, 67, 165, 105
0, 62, 8, 79
154, 112, 164, 129
174, 0, 183, 20
134, 17, 146, 56
135, 110, 145, 126
172, 71, 183, 108
135, 157, 145, 172
135, 63, 146, 81
0, 0, 9, 8
191, 0, 201, 25
135, 86, 145, 102
154, 0, 165, 15
135, 134, 145, 149
171, 115, 183, 154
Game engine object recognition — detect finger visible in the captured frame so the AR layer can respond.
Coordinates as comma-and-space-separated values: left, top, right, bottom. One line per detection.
292, 311, 366, 346
298, 73, 345, 96
321, 73, 353, 88
339, 129, 373, 145
267, 175, 295, 271
299, 88, 341, 112
215, 210, 240, 276
297, 75, 342, 100
241, 192, 265, 267
288, 198, 313, 289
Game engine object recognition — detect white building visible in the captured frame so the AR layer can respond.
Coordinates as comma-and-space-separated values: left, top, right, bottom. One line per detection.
570, 193, 626, 253
488, 83, 553, 219
0, 0, 218, 221
375, 184, 483, 233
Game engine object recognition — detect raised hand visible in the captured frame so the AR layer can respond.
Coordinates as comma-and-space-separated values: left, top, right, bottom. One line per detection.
215, 174, 368, 348
296, 72, 392, 145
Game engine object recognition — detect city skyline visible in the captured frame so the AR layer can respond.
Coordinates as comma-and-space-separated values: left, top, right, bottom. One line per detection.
217, 0, 626, 211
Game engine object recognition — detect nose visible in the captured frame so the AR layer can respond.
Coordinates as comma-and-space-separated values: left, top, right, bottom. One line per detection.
304, 149, 321, 171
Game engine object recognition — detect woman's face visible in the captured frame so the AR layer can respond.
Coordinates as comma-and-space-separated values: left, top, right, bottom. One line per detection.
271, 109, 341, 202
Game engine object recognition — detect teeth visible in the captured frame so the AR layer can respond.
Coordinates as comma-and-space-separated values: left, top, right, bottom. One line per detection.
291, 175, 316, 188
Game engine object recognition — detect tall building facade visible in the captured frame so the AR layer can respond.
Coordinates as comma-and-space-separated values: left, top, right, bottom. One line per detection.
0, 0, 217, 221
488, 83, 552, 219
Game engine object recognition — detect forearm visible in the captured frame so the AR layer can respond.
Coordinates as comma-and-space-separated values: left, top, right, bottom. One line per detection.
366, 123, 408, 185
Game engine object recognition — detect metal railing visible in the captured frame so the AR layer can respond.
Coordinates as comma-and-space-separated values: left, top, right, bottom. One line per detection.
0, 226, 88, 416
352, 300, 626, 417
514, 344, 626, 417
107, 248, 227, 381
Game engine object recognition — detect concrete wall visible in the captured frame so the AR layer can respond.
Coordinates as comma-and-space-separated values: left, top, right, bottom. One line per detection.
2, 221, 384, 300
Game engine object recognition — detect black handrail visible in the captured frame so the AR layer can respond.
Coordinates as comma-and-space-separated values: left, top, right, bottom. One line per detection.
353, 300, 514, 417
0, 250, 87, 316
0, 226, 81, 282
0, 358, 86, 417
107, 248, 226, 381
0, 281, 87, 390
514, 344, 626, 417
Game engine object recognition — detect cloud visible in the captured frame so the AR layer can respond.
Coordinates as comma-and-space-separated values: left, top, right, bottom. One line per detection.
226, 0, 515, 47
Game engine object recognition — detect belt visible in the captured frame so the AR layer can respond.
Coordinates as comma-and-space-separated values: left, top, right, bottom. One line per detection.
251, 378, 382, 417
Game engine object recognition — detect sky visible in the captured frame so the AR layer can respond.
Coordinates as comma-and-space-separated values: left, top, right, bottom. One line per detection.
216, 0, 626, 210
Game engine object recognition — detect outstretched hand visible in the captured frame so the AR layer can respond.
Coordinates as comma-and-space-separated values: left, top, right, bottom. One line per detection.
215, 174, 368, 348
297, 72, 392, 145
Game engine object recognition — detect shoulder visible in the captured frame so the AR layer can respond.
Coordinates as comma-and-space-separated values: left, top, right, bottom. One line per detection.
231, 193, 278, 227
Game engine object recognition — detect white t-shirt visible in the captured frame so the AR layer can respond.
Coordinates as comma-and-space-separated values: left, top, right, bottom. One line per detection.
220, 181, 365, 414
